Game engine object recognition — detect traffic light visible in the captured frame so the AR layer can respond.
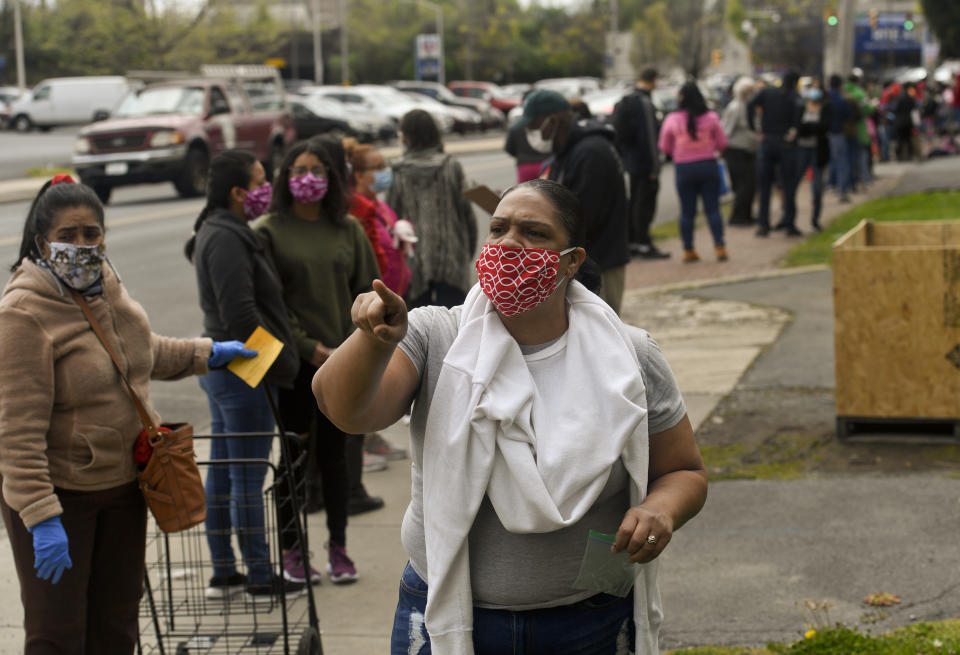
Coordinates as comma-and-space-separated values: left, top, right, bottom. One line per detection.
711, 49, 723, 67
869, 8, 878, 30
903, 11, 914, 31
825, 9, 838, 27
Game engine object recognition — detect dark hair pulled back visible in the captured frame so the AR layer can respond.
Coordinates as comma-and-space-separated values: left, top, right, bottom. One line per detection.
184, 149, 258, 262
399, 109, 442, 152
500, 179, 601, 292
678, 81, 708, 140
13, 180, 105, 272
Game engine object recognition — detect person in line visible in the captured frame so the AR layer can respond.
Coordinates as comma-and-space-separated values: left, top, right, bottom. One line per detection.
795, 88, 831, 232
342, 137, 413, 464
310, 134, 391, 513
254, 140, 380, 585
343, 138, 412, 299
658, 81, 729, 263
521, 89, 631, 314
0, 176, 254, 654
387, 109, 477, 308
826, 75, 853, 203
185, 150, 303, 602
844, 70, 873, 189
893, 82, 919, 162
312, 178, 707, 655
504, 121, 550, 184
748, 70, 804, 237
612, 67, 670, 259
722, 76, 761, 226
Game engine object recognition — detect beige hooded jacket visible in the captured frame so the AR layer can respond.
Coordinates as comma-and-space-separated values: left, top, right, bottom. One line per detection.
0, 259, 211, 528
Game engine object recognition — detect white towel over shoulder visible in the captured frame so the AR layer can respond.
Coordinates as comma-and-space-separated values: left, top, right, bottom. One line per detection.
421, 280, 663, 654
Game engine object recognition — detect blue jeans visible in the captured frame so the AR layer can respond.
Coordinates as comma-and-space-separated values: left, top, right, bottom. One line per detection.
199, 370, 276, 584
391, 562, 635, 655
796, 147, 824, 226
827, 133, 851, 196
757, 139, 799, 230
673, 159, 724, 250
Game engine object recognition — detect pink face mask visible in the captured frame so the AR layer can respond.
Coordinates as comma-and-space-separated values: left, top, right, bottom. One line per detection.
242, 183, 272, 220
475, 244, 575, 316
288, 173, 328, 205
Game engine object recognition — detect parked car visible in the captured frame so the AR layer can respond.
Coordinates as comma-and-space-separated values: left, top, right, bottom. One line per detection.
72, 72, 295, 204
7, 76, 137, 132
390, 80, 504, 128
312, 84, 453, 133
534, 77, 601, 99
299, 87, 397, 142
400, 90, 482, 134
0, 86, 25, 129
448, 80, 521, 113
287, 94, 354, 140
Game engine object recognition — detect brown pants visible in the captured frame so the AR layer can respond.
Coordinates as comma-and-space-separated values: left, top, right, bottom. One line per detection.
0, 480, 147, 655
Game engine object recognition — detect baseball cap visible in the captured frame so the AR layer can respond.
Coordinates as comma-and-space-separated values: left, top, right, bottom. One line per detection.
513, 89, 572, 129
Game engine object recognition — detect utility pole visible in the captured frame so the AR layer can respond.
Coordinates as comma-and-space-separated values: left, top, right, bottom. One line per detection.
338, 0, 349, 84
311, 0, 324, 84
14, 0, 26, 91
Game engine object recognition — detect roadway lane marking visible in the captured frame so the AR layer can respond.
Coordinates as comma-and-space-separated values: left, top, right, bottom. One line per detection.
0, 203, 203, 246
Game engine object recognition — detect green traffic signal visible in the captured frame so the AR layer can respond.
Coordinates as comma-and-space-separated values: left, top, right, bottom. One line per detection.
827, 15, 838, 26
903, 19, 914, 30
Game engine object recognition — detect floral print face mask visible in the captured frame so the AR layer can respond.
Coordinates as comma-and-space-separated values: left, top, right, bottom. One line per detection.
44, 241, 105, 291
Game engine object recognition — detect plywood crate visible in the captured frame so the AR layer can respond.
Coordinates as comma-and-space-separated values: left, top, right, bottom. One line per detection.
833, 219, 960, 438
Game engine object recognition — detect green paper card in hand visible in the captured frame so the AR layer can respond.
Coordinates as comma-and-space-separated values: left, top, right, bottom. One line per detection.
571, 530, 638, 598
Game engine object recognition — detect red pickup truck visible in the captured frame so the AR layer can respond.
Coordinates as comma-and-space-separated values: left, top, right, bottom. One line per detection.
72, 73, 295, 204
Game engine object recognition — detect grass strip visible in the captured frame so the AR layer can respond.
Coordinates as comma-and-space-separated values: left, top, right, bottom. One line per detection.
783, 191, 960, 268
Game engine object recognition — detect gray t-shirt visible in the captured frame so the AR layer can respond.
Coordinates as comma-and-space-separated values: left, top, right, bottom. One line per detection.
397, 305, 686, 610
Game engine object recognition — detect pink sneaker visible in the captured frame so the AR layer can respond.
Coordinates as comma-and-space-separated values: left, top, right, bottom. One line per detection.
327, 541, 358, 584
282, 549, 322, 585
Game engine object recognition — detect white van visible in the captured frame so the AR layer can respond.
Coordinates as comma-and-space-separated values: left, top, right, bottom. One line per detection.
7, 77, 135, 132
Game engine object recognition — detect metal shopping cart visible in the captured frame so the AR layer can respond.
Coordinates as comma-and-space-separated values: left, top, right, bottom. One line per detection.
137, 431, 322, 655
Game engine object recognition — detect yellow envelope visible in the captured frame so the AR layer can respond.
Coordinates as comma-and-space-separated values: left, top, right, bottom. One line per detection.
227, 326, 284, 388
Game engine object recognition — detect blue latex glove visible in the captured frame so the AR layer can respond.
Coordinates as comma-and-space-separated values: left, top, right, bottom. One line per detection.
28, 516, 72, 584
209, 340, 258, 368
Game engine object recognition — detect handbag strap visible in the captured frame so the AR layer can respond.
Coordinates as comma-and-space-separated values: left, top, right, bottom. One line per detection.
69, 289, 159, 436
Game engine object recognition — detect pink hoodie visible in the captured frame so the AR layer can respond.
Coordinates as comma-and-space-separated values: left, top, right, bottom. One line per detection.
658, 110, 728, 164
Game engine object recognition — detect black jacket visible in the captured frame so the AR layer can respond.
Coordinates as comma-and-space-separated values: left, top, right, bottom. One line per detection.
547, 121, 630, 271
747, 87, 804, 139
194, 208, 299, 388
611, 88, 660, 176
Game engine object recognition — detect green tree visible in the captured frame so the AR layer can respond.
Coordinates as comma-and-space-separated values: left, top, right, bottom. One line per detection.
630, 1, 679, 72
920, 0, 960, 59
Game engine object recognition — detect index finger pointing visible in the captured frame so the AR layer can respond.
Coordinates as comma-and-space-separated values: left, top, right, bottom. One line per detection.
372, 279, 404, 309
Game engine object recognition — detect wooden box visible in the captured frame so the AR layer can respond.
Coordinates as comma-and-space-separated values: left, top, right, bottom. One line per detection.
833, 220, 960, 438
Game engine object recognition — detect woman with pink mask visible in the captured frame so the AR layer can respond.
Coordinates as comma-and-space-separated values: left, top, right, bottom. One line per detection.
254, 140, 379, 587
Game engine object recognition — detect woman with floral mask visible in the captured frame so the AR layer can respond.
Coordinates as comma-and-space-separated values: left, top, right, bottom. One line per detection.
313, 178, 708, 655
185, 150, 301, 603
0, 176, 255, 654
254, 140, 379, 586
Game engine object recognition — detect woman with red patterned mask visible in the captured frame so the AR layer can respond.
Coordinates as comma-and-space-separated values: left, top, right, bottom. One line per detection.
312, 178, 707, 655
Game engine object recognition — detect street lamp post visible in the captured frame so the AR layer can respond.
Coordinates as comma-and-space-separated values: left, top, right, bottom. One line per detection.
14, 0, 26, 91
311, 0, 324, 84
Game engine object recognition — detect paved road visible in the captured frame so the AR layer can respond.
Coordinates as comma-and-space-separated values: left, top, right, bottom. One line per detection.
0, 127, 79, 180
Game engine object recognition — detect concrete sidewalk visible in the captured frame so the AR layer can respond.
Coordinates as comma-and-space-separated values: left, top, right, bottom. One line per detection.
0, 157, 956, 653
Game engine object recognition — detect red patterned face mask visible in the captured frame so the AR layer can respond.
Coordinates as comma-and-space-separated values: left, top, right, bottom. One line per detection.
475, 244, 575, 316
